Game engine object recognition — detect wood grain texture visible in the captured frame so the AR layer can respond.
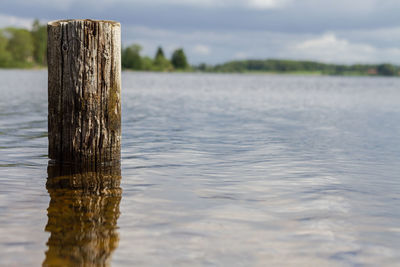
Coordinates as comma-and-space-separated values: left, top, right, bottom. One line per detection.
48, 19, 121, 166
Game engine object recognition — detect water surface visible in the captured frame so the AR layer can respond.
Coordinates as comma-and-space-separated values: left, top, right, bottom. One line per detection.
0, 70, 399, 266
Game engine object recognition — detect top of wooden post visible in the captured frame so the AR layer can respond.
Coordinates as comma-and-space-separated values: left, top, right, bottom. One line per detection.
48, 19, 120, 27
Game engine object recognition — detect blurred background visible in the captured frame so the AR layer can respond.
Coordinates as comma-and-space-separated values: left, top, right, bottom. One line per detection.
1, 0, 400, 75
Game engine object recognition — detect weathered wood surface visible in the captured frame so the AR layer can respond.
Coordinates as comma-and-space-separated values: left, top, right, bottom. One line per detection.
47, 19, 121, 166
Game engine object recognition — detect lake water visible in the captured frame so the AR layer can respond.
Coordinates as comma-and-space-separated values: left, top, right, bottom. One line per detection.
0, 70, 399, 266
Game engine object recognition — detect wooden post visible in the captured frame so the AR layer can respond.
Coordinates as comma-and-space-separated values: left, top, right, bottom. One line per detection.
47, 19, 121, 166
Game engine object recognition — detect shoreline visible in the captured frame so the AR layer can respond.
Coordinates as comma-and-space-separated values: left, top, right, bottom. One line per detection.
0, 67, 397, 78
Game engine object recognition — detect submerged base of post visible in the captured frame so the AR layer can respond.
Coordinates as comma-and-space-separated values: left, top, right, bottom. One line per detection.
47, 19, 121, 166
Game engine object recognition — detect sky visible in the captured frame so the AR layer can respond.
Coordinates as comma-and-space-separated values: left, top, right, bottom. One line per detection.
2, 0, 400, 65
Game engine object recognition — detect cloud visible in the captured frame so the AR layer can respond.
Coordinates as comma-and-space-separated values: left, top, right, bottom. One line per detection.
193, 44, 211, 55
234, 52, 249, 60
125, 0, 292, 9
336, 26, 400, 49
0, 14, 33, 29
29, 0, 292, 9
287, 33, 400, 64
2, 0, 400, 34
248, 0, 292, 9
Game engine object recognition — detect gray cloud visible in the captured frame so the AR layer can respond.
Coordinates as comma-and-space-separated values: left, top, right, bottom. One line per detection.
2, 0, 400, 64
3, 0, 400, 33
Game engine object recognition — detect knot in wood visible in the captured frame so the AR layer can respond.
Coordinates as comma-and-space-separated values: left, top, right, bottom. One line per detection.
62, 42, 68, 52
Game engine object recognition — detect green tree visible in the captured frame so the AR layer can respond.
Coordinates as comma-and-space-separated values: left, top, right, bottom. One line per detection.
171, 48, 188, 70
153, 46, 172, 71
196, 63, 212, 72
141, 56, 154, 71
0, 30, 12, 67
31, 19, 47, 65
377, 64, 397, 76
155, 46, 164, 59
121, 44, 142, 70
5, 27, 34, 65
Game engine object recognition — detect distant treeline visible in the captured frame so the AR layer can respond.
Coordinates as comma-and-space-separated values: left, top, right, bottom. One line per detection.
122, 45, 190, 71
195, 59, 400, 76
1, 21, 400, 76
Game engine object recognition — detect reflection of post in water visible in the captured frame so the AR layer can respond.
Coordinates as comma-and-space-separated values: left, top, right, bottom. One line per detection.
43, 163, 122, 267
